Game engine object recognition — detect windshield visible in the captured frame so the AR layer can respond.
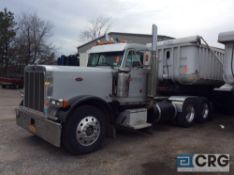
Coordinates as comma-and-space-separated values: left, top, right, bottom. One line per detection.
88, 51, 124, 67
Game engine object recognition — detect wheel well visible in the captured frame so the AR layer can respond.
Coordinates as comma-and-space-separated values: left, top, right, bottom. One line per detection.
66, 98, 114, 125
80, 100, 112, 122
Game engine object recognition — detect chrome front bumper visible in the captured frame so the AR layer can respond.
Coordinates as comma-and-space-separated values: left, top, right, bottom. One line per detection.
16, 106, 62, 147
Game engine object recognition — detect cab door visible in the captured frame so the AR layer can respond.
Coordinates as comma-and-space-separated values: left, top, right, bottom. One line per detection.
125, 49, 147, 99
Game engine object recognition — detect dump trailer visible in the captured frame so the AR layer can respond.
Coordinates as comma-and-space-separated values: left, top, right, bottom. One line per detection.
152, 36, 224, 96
218, 31, 234, 91
16, 25, 229, 155
157, 36, 224, 86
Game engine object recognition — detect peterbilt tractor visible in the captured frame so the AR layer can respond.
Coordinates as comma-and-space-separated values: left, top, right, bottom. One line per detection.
16, 25, 234, 154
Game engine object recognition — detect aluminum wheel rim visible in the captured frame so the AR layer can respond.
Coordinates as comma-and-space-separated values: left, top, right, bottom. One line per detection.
185, 106, 195, 123
76, 116, 100, 146
201, 103, 209, 119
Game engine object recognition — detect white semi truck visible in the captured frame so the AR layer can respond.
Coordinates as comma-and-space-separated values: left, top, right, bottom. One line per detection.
16, 25, 233, 154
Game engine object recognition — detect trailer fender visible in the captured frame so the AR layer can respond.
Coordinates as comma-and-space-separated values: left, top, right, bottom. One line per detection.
168, 96, 198, 112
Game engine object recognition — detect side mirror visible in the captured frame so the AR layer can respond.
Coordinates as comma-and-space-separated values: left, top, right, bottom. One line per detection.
118, 67, 131, 73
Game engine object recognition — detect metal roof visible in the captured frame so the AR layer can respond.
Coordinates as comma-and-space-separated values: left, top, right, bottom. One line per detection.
77, 32, 173, 50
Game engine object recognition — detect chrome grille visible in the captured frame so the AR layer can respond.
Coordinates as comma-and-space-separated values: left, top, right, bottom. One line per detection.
24, 67, 45, 112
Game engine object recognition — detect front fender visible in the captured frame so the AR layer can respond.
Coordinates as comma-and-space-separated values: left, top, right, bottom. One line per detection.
57, 95, 114, 123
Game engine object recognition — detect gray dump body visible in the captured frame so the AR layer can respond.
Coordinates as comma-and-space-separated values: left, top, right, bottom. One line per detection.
157, 36, 224, 85
218, 31, 234, 86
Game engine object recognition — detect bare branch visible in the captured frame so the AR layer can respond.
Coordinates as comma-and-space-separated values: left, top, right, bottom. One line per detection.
80, 16, 112, 42
16, 13, 55, 64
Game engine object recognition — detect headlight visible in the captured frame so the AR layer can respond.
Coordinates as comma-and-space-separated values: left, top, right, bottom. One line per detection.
44, 80, 52, 86
49, 98, 70, 109
44, 97, 70, 119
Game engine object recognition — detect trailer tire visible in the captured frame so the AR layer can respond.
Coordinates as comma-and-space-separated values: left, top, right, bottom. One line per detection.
176, 98, 198, 128
62, 105, 106, 155
196, 98, 212, 123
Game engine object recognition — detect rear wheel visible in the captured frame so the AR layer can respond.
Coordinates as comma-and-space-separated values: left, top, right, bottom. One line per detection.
196, 98, 212, 123
176, 98, 198, 128
62, 105, 106, 155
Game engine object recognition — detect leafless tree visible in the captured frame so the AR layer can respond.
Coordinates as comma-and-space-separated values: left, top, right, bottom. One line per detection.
80, 16, 112, 41
16, 13, 55, 65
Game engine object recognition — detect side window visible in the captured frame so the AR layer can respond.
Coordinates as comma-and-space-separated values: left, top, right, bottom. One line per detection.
126, 50, 143, 68
133, 51, 143, 67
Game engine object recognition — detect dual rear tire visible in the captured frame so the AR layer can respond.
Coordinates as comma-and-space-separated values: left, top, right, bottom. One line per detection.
196, 98, 212, 123
176, 97, 212, 128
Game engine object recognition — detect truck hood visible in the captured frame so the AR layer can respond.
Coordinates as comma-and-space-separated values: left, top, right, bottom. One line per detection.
43, 65, 115, 102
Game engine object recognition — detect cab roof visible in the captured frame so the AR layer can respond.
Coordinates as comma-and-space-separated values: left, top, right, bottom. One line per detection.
88, 43, 148, 54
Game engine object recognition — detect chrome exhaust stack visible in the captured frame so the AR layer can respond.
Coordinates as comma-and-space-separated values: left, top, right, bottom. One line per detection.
147, 24, 159, 99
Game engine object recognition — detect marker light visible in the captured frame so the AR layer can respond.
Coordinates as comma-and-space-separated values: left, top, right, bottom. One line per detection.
49, 98, 70, 109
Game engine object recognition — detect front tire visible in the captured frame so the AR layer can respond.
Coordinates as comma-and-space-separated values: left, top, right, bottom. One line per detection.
62, 105, 106, 155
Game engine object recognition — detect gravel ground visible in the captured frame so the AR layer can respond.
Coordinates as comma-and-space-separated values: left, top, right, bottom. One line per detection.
0, 87, 234, 175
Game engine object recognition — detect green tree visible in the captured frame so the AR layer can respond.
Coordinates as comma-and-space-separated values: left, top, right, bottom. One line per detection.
0, 8, 16, 76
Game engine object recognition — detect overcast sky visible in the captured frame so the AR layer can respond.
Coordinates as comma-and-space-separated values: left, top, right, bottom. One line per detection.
1, 0, 234, 55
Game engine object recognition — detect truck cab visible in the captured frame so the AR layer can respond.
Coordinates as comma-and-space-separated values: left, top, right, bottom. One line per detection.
87, 43, 150, 104
16, 42, 155, 155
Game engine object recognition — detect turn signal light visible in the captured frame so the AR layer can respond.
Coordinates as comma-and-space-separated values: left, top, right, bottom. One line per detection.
49, 98, 70, 109
62, 100, 70, 109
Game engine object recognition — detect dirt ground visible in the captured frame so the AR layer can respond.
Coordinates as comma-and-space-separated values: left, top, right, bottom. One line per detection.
0, 87, 234, 175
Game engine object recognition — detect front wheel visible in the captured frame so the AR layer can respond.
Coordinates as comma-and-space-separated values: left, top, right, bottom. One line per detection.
62, 105, 106, 155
